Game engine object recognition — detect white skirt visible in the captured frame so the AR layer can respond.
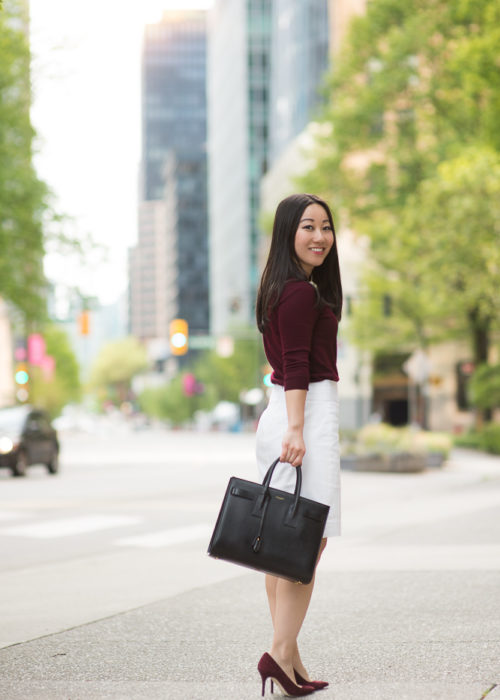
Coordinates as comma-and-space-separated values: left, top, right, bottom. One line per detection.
255, 380, 341, 537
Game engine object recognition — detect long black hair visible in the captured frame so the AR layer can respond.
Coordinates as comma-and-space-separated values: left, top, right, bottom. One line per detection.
256, 193, 342, 333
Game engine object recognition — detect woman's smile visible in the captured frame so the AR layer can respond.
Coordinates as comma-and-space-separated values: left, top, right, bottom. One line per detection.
309, 246, 327, 254
294, 203, 334, 276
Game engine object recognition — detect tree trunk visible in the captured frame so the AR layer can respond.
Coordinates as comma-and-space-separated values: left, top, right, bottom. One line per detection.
468, 308, 492, 426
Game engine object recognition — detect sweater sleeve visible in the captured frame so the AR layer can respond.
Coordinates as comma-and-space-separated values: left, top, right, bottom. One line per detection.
277, 282, 320, 391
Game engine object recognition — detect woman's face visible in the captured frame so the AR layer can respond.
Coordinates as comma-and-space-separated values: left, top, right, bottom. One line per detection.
294, 203, 334, 277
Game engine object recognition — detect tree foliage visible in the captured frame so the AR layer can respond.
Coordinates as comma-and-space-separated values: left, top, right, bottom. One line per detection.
348, 146, 500, 358
138, 374, 216, 425
0, 3, 49, 320
469, 363, 500, 411
138, 333, 265, 425
89, 337, 148, 406
194, 336, 262, 404
29, 325, 81, 417
301, 0, 500, 366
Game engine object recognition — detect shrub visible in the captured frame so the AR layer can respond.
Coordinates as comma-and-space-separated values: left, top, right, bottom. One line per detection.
356, 423, 452, 456
414, 431, 452, 457
454, 424, 500, 455
480, 423, 500, 455
469, 364, 500, 411
454, 431, 482, 449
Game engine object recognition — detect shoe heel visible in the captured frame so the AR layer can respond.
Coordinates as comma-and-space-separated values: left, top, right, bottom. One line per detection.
258, 653, 315, 697
259, 672, 266, 697
259, 673, 275, 696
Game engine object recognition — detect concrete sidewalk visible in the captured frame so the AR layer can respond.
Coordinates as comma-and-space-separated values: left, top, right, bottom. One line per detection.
0, 568, 498, 699
0, 448, 499, 699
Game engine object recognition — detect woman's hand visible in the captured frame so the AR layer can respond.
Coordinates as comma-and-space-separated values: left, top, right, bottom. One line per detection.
280, 426, 306, 467
281, 389, 307, 467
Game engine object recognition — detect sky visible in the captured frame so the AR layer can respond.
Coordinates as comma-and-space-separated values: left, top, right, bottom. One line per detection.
29, 0, 213, 308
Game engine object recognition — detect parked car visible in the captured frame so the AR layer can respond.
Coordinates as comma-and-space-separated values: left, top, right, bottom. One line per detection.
0, 406, 60, 477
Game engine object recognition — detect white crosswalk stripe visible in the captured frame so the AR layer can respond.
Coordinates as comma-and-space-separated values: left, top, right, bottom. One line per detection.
0, 514, 142, 538
115, 523, 213, 548
0, 514, 213, 549
0, 512, 29, 522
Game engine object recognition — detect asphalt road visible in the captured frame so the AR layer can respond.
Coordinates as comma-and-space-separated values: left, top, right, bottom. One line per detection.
0, 426, 499, 699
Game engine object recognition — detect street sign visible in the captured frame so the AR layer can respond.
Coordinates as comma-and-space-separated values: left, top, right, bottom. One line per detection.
403, 349, 431, 384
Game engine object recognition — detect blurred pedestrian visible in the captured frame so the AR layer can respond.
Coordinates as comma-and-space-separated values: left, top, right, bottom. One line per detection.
255, 193, 342, 696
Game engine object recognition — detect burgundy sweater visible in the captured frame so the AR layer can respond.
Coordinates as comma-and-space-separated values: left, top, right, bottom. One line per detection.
263, 280, 339, 391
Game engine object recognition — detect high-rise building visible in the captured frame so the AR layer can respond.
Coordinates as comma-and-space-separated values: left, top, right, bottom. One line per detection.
129, 199, 171, 341
208, 0, 273, 336
268, 0, 329, 165
258, 0, 373, 430
141, 11, 207, 203
208, 0, 331, 335
130, 10, 209, 342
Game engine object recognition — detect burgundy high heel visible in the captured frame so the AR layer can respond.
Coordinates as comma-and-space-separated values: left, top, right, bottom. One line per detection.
258, 653, 316, 697
294, 669, 329, 690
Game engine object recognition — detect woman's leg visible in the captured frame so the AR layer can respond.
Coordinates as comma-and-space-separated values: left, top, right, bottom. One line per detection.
265, 539, 327, 682
265, 574, 313, 679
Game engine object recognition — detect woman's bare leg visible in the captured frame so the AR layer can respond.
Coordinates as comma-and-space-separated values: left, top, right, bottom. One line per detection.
265, 574, 312, 679
264, 539, 327, 682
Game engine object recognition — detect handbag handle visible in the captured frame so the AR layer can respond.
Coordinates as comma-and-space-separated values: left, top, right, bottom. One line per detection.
252, 459, 303, 552
262, 458, 302, 520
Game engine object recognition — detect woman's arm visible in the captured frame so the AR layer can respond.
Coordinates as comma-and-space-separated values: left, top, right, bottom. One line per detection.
280, 389, 307, 467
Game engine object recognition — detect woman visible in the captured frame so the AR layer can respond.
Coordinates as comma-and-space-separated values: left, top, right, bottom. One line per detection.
255, 193, 342, 697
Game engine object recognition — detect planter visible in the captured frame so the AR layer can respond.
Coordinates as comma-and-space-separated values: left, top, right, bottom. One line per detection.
341, 451, 427, 473
340, 453, 382, 472
426, 452, 447, 468
382, 451, 427, 473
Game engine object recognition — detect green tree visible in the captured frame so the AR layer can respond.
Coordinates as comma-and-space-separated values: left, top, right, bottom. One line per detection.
0, 2, 49, 320
306, 0, 500, 216
193, 335, 262, 404
29, 325, 81, 417
138, 374, 216, 425
89, 337, 148, 406
348, 147, 500, 361
137, 331, 265, 425
469, 363, 500, 412
302, 0, 500, 369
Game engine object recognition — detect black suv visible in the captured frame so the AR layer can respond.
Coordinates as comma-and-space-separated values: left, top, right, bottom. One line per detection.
0, 406, 60, 477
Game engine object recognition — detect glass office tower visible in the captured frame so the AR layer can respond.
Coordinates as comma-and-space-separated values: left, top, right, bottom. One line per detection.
247, 0, 273, 302
141, 11, 209, 334
208, 0, 273, 335
209, 0, 330, 335
269, 0, 329, 164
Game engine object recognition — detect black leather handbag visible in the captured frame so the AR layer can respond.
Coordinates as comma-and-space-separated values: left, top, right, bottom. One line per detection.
207, 458, 330, 584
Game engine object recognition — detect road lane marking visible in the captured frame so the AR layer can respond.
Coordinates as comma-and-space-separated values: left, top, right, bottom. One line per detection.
0, 515, 141, 538
0, 512, 29, 522
114, 523, 213, 548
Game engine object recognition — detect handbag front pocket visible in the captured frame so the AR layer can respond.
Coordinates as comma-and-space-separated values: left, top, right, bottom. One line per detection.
230, 486, 255, 500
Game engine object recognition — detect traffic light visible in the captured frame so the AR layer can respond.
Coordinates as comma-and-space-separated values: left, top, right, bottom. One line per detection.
14, 363, 29, 402
169, 318, 188, 356
79, 310, 90, 335
15, 364, 29, 385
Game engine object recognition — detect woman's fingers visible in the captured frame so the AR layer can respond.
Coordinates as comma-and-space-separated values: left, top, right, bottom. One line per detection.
281, 427, 306, 466
280, 445, 305, 467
